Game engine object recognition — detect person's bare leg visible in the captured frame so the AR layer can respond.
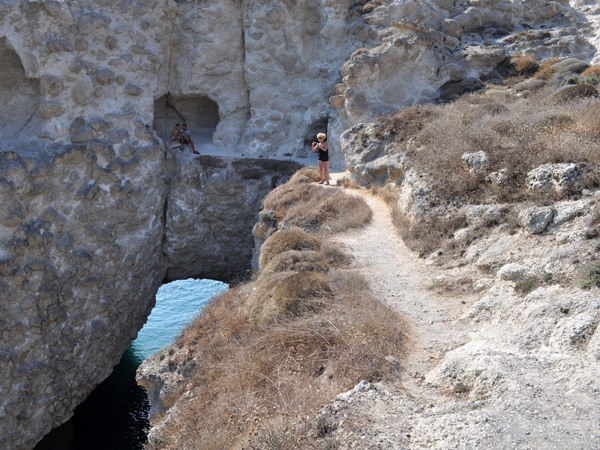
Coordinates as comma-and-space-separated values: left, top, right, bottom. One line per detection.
190, 138, 198, 153
324, 161, 330, 184
318, 160, 324, 183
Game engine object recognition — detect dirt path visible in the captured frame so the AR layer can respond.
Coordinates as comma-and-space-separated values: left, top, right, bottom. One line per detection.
320, 186, 471, 447
330, 189, 468, 379
319, 180, 600, 449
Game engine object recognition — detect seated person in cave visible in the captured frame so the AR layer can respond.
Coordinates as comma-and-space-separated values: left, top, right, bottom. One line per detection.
170, 123, 181, 143
179, 123, 198, 154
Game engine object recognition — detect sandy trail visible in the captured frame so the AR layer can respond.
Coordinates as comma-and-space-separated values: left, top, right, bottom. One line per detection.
319, 179, 600, 449
316, 183, 480, 448
327, 177, 468, 382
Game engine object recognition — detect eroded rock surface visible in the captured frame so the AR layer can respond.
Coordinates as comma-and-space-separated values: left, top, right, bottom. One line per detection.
0, 144, 299, 449
3, 0, 600, 447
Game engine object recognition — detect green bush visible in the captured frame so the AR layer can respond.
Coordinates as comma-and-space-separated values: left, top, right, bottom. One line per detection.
578, 264, 600, 289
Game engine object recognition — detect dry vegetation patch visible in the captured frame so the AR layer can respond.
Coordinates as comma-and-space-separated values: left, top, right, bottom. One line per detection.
383, 88, 600, 205
150, 271, 406, 449
146, 168, 402, 449
259, 227, 321, 268
509, 53, 539, 75
362, 69, 600, 257
261, 249, 328, 276
263, 182, 372, 233
289, 166, 321, 184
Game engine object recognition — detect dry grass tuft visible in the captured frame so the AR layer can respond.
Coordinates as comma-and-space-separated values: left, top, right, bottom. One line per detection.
261, 249, 327, 276
337, 175, 362, 189
510, 54, 539, 75
271, 271, 332, 314
320, 241, 353, 268
289, 166, 321, 184
581, 65, 600, 78
263, 182, 372, 233
371, 184, 399, 205
245, 271, 296, 323
391, 205, 467, 257
534, 57, 563, 80
150, 269, 407, 450
259, 227, 321, 268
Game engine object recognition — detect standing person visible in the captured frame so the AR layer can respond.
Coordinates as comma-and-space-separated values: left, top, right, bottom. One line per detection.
170, 124, 181, 143
179, 123, 198, 154
311, 132, 329, 185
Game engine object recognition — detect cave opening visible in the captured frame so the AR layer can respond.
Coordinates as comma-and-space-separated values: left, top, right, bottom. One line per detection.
0, 38, 39, 141
303, 116, 330, 154
153, 94, 220, 148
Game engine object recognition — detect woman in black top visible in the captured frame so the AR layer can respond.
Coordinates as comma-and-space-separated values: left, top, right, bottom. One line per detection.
311, 132, 330, 185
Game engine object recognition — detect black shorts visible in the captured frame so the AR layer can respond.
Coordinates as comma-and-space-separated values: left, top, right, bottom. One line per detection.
318, 150, 329, 162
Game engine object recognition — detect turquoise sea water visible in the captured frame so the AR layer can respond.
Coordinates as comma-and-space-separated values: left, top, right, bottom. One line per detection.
35, 278, 228, 450
132, 278, 229, 358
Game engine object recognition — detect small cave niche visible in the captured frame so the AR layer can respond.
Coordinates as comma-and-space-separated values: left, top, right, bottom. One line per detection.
153, 94, 220, 147
0, 38, 39, 140
303, 116, 330, 154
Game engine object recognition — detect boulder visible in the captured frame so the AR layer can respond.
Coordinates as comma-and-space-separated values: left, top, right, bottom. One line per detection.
497, 263, 529, 281
462, 151, 489, 175
526, 163, 583, 194
548, 84, 598, 104
519, 206, 555, 234
514, 79, 546, 93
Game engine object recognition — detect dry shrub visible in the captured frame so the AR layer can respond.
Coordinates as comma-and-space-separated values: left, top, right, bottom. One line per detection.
337, 175, 362, 189
510, 54, 539, 75
534, 113, 574, 131
259, 227, 321, 268
320, 241, 353, 268
262, 250, 327, 276
245, 420, 304, 450
371, 184, 399, 205
534, 57, 563, 80
371, 105, 437, 143
150, 270, 407, 450
581, 65, 600, 78
289, 166, 321, 184
263, 182, 372, 233
245, 271, 295, 323
271, 271, 332, 314
245, 271, 332, 323
394, 89, 600, 205
578, 103, 600, 138
391, 204, 467, 257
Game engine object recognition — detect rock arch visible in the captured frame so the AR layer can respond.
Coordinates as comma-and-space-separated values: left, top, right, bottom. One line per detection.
0, 38, 39, 140
153, 94, 220, 147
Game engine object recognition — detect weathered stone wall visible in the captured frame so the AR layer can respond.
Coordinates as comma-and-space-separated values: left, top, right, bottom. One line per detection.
0, 139, 168, 449
164, 154, 303, 282
0, 144, 302, 449
0, 0, 365, 166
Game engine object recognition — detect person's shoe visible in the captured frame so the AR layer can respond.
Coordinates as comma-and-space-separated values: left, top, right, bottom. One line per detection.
325, 181, 330, 185
318, 181, 324, 184
193, 150, 199, 154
